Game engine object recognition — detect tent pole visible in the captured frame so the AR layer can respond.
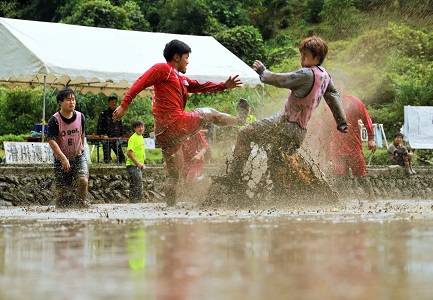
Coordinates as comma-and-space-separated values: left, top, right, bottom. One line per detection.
42, 75, 47, 142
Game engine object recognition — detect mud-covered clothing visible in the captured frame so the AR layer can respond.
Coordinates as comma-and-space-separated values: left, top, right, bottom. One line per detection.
328, 95, 374, 177
47, 110, 88, 185
243, 114, 307, 155
53, 154, 89, 187
96, 107, 124, 137
182, 132, 209, 180
120, 62, 228, 155
259, 65, 346, 129
47, 111, 85, 160
230, 65, 345, 178
388, 143, 409, 166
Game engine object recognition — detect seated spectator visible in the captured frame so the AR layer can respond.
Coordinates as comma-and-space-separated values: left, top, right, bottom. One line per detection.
388, 132, 416, 175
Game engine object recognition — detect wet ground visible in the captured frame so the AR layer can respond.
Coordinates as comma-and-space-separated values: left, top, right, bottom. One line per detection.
1, 200, 433, 300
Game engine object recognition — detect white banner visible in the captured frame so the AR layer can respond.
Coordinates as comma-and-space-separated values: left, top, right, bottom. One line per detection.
403, 106, 433, 149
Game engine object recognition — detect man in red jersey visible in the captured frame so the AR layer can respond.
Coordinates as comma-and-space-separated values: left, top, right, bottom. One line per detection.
113, 39, 249, 206
327, 94, 376, 178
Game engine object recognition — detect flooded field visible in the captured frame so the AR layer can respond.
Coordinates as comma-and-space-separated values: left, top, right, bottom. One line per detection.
1, 200, 433, 300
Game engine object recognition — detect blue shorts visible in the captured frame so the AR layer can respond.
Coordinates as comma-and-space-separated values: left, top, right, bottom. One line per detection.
54, 153, 89, 187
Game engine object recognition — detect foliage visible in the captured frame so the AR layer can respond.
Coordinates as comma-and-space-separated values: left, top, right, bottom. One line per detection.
62, 0, 151, 31
0, 134, 26, 149
0, 87, 45, 135
328, 23, 433, 133
157, 0, 213, 35
214, 26, 265, 66
319, 0, 362, 40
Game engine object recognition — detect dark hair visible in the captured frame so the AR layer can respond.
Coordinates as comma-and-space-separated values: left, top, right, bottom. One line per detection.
108, 96, 118, 102
163, 39, 191, 62
56, 87, 75, 104
394, 132, 404, 138
132, 120, 145, 128
299, 36, 328, 65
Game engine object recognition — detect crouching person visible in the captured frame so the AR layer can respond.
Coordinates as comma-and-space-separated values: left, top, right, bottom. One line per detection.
388, 132, 416, 175
126, 120, 146, 203
47, 87, 89, 208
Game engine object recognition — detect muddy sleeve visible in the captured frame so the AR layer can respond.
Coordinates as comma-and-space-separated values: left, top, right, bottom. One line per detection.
323, 80, 347, 127
259, 68, 314, 98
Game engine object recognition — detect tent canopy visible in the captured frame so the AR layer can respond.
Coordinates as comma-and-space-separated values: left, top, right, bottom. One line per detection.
0, 17, 262, 97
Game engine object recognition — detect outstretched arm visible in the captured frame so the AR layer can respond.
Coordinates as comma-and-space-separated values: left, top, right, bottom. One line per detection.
224, 75, 243, 89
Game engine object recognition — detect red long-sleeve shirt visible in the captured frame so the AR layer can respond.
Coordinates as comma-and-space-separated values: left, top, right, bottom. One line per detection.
330, 94, 374, 156
121, 62, 227, 134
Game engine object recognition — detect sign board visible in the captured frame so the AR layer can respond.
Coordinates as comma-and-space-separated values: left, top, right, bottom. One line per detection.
3, 142, 54, 164
144, 138, 156, 150
3, 142, 92, 164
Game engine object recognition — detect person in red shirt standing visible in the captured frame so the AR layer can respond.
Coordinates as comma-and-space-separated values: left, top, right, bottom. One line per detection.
327, 94, 376, 178
113, 39, 250, 206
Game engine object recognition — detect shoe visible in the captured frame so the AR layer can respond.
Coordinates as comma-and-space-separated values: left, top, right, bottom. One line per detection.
404, 166, 412, 176
236, 98, 250, 125
410, 166, 417, 175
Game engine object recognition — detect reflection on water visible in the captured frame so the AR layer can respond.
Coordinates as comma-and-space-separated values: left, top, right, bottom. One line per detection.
1, 214, 433, 300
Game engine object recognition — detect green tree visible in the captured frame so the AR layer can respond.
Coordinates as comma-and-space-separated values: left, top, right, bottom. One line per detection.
214, 26, 265, 66
63, 0, 129, 30
319, 0, 361, 40
0, 87, 45, 135
157, 0, 213, 35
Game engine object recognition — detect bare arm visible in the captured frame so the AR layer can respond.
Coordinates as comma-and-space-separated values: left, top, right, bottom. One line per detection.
48, 140, 71, 172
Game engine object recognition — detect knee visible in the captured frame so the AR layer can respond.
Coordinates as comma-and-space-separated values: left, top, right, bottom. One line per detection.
77, 177, 88, 187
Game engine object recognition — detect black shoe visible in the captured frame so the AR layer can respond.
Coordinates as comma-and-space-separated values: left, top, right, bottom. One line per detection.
236, 98, 250, 125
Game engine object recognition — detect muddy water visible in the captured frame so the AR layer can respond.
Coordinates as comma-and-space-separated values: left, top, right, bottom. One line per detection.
1, 201, 433, 300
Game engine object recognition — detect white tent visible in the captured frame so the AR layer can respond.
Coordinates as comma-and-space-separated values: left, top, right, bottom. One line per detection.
0, 17, 262, 122
402, 105, 433, 149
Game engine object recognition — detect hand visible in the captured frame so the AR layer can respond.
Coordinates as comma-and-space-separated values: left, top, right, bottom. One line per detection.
253, 60, 266, 75
225, 75, 242, 89
61, 158, 70, 172
113, 106, 127, 121
192, 154, 202, 162
394, 149, 405, 156
368, 140, 377, 153
337, 122, 349, 133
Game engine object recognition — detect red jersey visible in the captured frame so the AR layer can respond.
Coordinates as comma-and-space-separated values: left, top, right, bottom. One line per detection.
182, 132, 209, 180
121, 62, 227, 134
330, 95, 374, 156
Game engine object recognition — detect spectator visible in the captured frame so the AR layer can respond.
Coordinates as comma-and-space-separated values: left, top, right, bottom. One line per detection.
97, 96, 126, 163
126, 120, 146, 203
388, 132, 416, 175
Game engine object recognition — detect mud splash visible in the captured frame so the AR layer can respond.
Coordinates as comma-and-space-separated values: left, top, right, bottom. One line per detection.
204, 145, 338, 209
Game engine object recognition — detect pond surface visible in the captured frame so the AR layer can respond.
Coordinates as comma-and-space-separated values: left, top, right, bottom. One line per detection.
1, 201, 433, 300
